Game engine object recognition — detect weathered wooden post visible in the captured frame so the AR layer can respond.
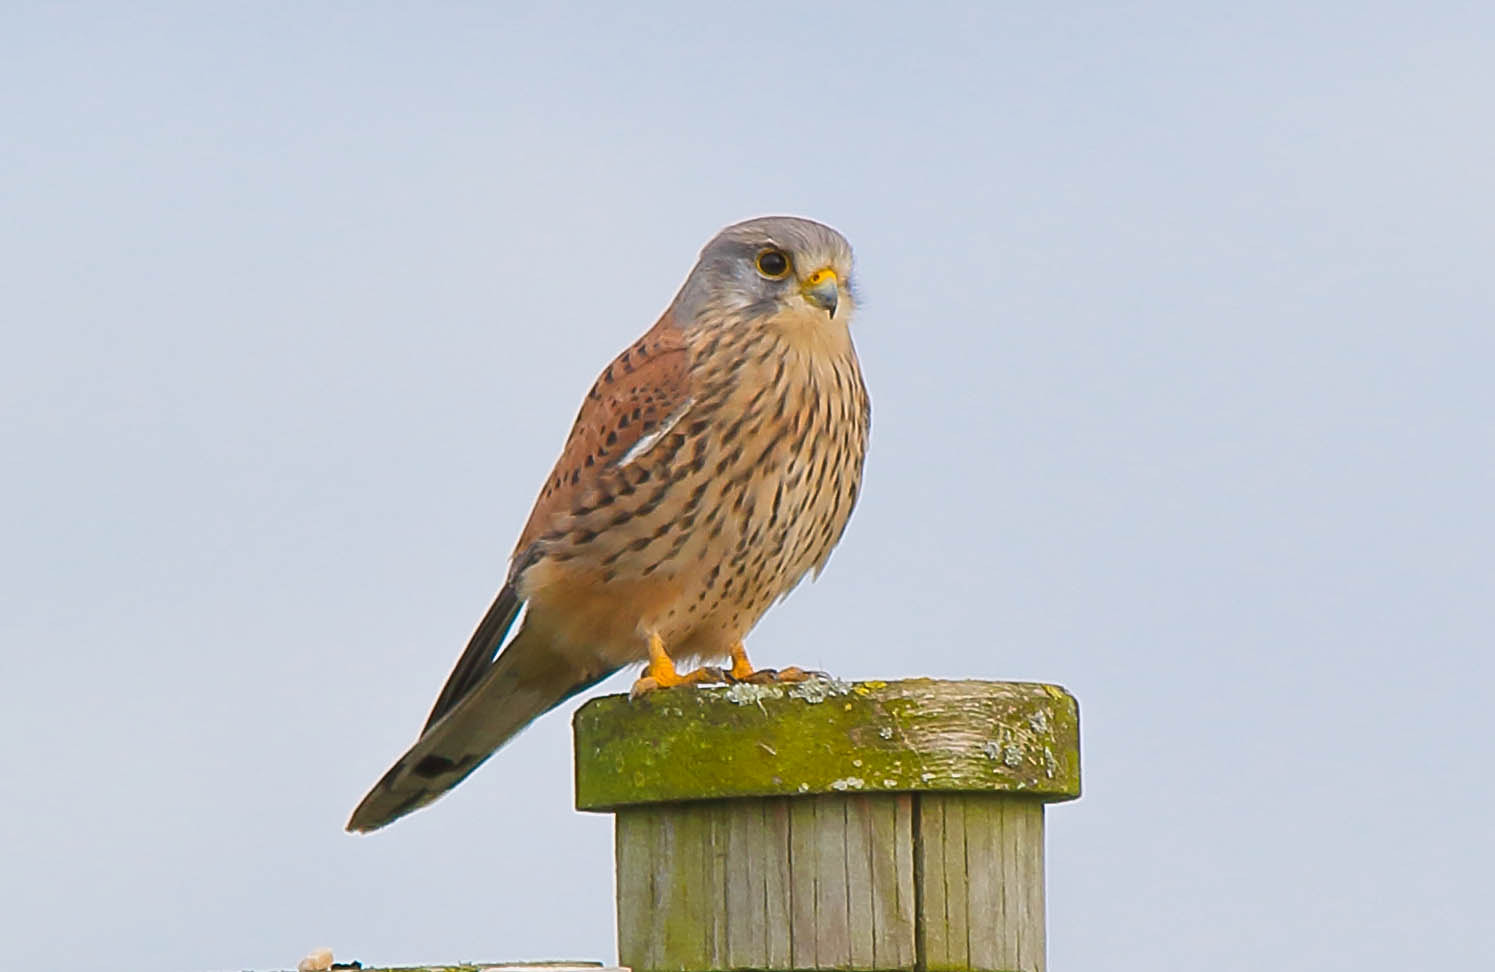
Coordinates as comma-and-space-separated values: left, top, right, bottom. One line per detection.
572, 678, 1081, 972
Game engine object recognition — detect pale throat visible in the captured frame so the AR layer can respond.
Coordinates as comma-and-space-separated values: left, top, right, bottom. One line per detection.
768, 303, 856, 359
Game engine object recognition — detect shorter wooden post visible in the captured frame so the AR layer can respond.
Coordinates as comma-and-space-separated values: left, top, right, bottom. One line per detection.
573, 679, 1081, 972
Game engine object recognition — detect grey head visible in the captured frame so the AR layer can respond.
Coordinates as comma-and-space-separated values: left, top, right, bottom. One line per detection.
669, 216, 855, 328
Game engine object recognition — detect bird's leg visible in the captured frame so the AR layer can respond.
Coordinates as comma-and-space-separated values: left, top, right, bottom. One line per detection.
728, 642, 760, 681
726, 641, 817, 685
630, 633, 727, 697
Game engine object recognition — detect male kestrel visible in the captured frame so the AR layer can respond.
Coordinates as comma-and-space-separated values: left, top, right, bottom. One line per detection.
348, 216, 870, 832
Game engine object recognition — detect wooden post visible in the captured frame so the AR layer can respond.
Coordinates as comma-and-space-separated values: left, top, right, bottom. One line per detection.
572, 678, 1081, 972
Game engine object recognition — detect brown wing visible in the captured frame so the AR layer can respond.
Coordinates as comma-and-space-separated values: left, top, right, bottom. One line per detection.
512, 311, 692, 561
412, 313, 691, 737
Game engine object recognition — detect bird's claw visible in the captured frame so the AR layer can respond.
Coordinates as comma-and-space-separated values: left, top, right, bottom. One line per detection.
729, 665, 825, 685
629, 665, 728, 698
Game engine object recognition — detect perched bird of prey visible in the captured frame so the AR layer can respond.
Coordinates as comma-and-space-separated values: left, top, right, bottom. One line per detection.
347, 216, 870, 832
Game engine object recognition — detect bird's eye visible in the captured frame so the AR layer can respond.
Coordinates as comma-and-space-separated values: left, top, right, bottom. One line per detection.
755, 248, 791, 279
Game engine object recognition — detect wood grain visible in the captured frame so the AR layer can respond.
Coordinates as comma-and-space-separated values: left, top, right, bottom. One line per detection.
615, 795, 919, 971
916, 794, 1046, 972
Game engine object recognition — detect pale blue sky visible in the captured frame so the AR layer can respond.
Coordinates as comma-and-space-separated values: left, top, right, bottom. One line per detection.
3, 3, 1492, 970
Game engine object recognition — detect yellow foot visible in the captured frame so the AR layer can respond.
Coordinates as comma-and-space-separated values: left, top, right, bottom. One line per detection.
629, 633, 727, 698
725, 642, 825, 685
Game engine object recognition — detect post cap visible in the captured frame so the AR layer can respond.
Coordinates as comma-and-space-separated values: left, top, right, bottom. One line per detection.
573, 677, 1080, 811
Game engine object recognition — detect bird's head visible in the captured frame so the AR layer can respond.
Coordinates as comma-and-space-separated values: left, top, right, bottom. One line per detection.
670, 216, 856, 339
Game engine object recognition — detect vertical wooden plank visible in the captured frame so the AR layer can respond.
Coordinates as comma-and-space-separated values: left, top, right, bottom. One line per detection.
941, 795, 970, 971
963, 795, 1002, 972
658, 809, 675, 972
843, 796, 876, 970
789, 796, 819, 970
650, 808, 675, 972
705, 803, 729, 969
615, 809, 651, 972
1000, 797, 1021, 972
916, 795, 948, 969
726, 800, 766, 969
645, 808, 673, 972
891, 793, 917, 971
814, 795, 852, 968
765, 798, 793, 969
867, 794, 897, 970
857, 792, 919, 970
1032, 806, 1046, 972
648, 807, 673, 972
1012, 800, 1045, 972
658, 803, 709, 971
998, 798, 1023, 972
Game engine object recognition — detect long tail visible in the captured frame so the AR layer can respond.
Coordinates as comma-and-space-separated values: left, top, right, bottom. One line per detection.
346, 584, 613, 833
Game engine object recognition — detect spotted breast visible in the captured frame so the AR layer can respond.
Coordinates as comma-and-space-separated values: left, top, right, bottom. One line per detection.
521, 301, 870, 665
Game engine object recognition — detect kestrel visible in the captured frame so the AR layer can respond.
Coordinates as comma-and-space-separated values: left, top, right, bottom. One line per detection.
348, 216, 870, 832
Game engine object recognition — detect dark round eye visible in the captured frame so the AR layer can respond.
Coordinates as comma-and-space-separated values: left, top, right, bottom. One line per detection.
755, 248, 790, 278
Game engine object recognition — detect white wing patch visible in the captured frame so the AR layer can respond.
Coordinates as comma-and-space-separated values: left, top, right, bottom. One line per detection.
617, 397, 694, 467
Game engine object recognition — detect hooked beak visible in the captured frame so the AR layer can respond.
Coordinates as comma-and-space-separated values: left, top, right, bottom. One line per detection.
801, 267, 839, 317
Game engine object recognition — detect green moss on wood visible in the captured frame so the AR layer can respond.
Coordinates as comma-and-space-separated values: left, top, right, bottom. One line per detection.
343, 964, 608, 972
572, 678, 1080, 811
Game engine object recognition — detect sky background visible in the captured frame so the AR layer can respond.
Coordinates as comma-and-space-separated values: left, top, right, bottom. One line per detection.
3, 3, 1492, 970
